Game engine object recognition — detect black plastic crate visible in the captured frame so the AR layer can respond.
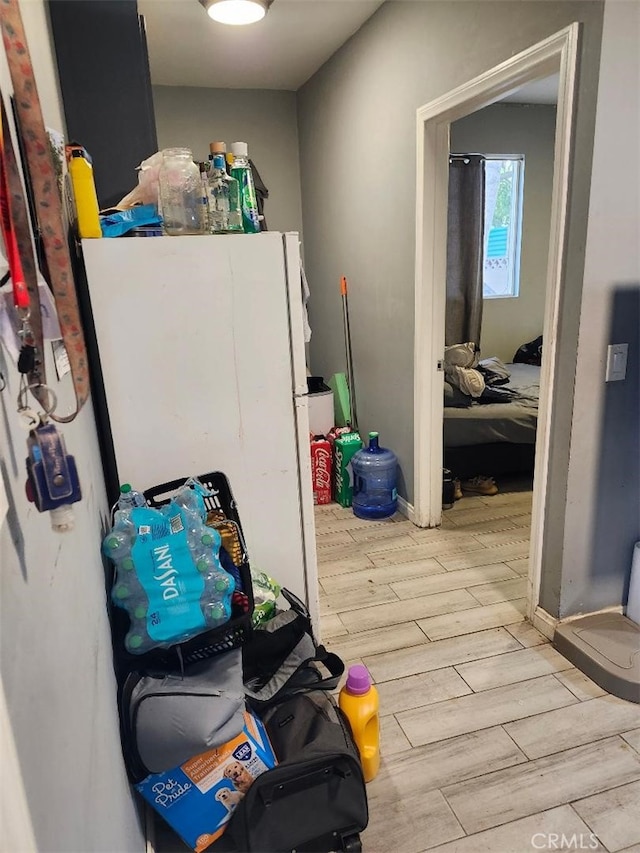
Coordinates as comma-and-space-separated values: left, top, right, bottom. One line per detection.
111, 472, 254, 673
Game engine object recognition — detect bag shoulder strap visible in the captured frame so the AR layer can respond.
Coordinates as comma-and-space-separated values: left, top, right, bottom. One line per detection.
247, 644, 345, 709
297, 645, 344, 692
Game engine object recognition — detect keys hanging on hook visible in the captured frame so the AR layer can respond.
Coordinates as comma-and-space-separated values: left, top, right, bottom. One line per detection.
17, 313, 41, 381
17, 373, 57, 429
17, 342, 36, 375
16, 312, 51, 415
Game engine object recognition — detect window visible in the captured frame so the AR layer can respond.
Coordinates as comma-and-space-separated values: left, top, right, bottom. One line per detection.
483, 157, 524, 298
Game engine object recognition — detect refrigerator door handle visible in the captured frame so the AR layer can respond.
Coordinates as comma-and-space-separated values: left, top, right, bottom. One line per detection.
283, 233, 309, 398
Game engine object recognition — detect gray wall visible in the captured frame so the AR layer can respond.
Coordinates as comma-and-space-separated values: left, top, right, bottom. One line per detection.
0, 3, 144, 850
450, 104, 556, 364
544, 0, 639, 618
298, 0, 604, 616
153, 86, 303, 235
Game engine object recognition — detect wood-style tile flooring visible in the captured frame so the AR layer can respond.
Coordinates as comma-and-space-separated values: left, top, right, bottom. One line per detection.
316, 487, 640, 853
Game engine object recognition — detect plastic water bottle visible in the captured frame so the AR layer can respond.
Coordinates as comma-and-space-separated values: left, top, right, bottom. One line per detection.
183, 511, 234, 628
339, 665, 380, 782
207, 154, 243, 234
103, 483, 236, 654
351, 431, 398, 520
230, 142, 260, 234
103, 513, 136, 561
117, 483, 146, 511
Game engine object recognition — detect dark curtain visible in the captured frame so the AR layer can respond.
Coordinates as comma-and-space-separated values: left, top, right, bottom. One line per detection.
445, 156, 485, 347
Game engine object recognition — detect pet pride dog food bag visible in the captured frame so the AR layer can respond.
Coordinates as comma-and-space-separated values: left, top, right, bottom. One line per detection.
136, 710, 276, 851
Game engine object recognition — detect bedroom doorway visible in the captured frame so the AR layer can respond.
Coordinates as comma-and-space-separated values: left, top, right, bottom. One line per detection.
413, 24, 580, 629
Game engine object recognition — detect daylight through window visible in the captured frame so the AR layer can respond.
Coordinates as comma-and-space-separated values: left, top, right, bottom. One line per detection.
483, 157, 524, 298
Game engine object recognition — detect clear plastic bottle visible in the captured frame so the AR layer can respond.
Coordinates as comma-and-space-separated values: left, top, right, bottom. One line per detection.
199, 162, 210, 232
103, 512, 136, 562
117, 483, 146, 511
351, 431, 398, 520
207, 154, 243, 234
209, 141, 228, 171
158, 147, 207, 236
230, 142, 260, 234
211, 143, 236, 178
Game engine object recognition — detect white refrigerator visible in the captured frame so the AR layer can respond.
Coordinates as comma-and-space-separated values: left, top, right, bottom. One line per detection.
82, 232, 320, 628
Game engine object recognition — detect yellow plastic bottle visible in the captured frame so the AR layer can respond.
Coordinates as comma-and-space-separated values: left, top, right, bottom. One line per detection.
68, 149, 101, 238
339, 664, 380, 782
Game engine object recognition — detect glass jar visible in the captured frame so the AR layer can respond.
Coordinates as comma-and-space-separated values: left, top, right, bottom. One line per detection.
158, 148, 207, 236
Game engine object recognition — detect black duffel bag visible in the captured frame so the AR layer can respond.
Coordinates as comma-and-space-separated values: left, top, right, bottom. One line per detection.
224, 691, 367, 852
242, 589, 344, 709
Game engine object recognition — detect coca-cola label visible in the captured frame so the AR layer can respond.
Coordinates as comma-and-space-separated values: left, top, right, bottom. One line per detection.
311, 439, 332, 505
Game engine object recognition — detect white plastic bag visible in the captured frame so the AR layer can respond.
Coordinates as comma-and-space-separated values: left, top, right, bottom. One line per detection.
117, 151, 164, 209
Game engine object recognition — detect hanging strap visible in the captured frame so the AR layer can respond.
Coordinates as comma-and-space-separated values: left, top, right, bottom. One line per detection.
0, 0, 89, 422
0, 113, 28, 310
0, 95, 46, 390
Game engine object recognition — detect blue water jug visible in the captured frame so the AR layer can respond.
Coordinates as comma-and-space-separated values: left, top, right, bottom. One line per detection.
352, 431, 398, 520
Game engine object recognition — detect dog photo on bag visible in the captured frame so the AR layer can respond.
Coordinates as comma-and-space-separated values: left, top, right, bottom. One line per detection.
215, 786, 243, 813
223, 759, 254, 794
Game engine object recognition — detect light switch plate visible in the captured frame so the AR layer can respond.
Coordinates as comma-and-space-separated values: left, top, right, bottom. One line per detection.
605, 343, 628, 382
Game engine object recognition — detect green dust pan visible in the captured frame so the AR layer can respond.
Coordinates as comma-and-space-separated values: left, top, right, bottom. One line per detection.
329, 373, 351, 427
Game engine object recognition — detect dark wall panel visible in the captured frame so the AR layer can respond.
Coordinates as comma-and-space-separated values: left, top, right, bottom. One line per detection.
48, 0, 157, 208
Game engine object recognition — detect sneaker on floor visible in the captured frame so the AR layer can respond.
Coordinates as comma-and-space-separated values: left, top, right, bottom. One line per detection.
461, 475, 498, 496
453, 478, 463, 501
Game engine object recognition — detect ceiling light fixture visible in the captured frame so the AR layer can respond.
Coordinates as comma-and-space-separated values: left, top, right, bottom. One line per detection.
199, 0, 271, 26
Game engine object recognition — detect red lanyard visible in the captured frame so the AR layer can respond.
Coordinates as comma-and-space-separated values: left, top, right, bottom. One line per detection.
1, 0, 90, 422
0, 118, 29, 310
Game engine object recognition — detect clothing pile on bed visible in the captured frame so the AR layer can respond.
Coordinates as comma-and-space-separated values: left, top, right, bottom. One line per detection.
443, 343, 519, 406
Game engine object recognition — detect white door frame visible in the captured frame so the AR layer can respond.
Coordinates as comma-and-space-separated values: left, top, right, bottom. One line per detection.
413, 24, 581, 622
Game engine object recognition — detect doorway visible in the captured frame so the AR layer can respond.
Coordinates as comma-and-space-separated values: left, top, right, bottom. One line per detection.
413, 24, 581, 630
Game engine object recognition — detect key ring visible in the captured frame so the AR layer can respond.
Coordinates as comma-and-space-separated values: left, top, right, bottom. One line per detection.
17, 379, 57, 427
28, 383, 57, 415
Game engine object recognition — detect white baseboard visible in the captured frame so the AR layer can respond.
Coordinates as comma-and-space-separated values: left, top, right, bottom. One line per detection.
532, 604, 625, 641
397, 496, 415, 523
560, 604, 624, 623
532, 606, 558, 640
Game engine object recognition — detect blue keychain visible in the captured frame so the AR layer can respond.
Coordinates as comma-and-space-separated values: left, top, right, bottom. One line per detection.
25, 418, 82, 532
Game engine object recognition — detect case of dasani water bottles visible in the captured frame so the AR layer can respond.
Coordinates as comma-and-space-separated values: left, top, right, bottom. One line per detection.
105, 474, 254, 665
